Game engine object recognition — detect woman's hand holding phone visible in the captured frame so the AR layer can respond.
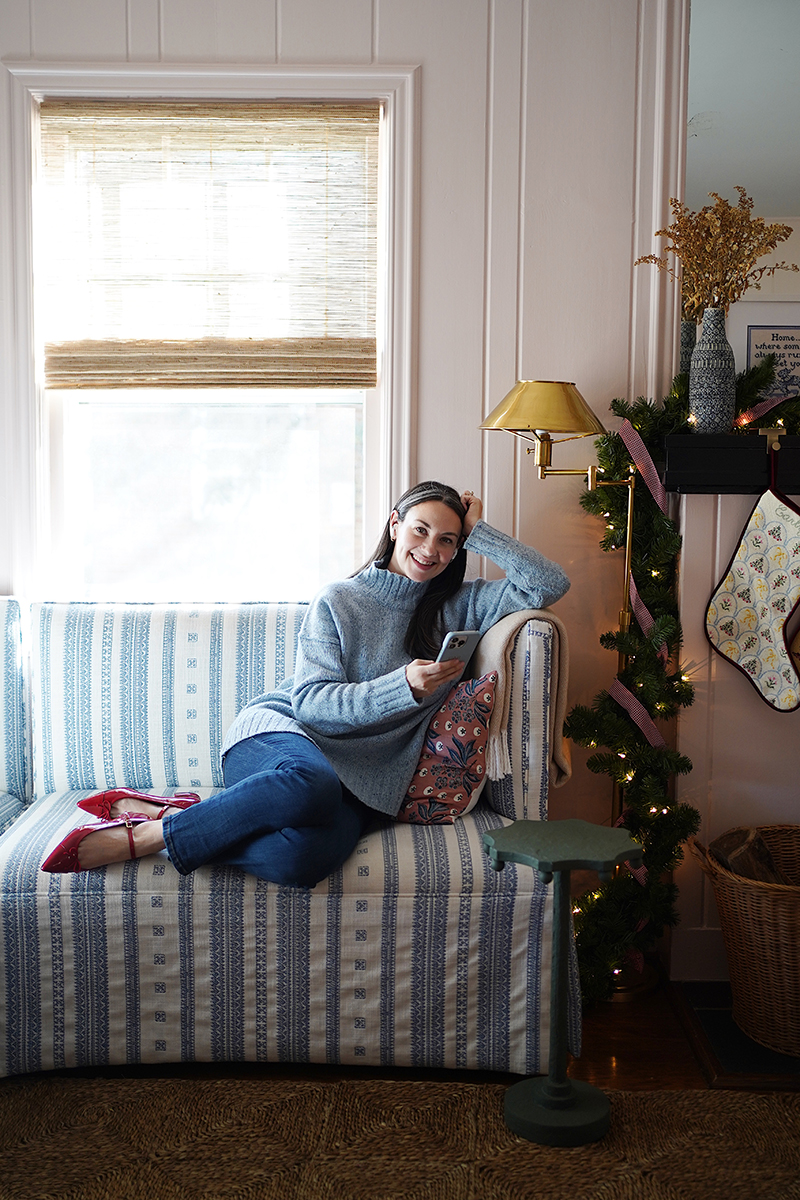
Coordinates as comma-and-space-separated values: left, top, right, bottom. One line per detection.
406, 657, 463, 701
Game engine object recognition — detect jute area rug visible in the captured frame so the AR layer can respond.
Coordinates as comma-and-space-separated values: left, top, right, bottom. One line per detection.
1, 1074, 799, 1200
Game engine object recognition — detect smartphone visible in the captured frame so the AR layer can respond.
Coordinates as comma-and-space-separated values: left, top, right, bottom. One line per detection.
435, 630, 482, 664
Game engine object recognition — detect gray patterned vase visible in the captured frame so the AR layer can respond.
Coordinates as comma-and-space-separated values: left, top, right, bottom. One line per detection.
689, 307, 735, 434
679, 319, 697, 375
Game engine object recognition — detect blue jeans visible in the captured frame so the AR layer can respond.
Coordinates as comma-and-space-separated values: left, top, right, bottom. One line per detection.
162, 732, 371, 887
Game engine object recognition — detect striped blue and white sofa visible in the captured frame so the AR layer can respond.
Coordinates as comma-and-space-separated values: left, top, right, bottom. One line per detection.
0, 599, 579, 1079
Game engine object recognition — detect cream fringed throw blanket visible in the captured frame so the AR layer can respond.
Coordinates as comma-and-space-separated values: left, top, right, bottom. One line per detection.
471, 608, 571, 787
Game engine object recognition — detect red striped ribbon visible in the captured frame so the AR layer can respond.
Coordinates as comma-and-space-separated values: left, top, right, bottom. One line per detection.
614, 420, 671, 661
618, 419, 667, 513
608, 677, 666, 749
629, 575, 669, 663
624, 947, 646, 971
614, 811, 649, 886
735, 393, 797, 427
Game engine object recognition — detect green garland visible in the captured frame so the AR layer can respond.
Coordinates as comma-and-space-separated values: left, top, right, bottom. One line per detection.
731, 354, 800, 434
567, 353, 796, 1005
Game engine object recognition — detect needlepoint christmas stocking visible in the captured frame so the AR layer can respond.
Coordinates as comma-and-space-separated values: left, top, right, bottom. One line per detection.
706, 487, 800, 712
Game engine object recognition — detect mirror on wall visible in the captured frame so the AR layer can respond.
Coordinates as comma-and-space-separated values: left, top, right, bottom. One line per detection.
687, 0, 800, 382
687, 0, 800, 217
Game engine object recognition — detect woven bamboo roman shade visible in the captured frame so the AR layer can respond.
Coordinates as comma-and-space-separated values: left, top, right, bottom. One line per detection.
37, 101, 379, 389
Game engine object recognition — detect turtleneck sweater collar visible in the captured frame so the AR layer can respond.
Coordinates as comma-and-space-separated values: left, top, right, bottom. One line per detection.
358, 563, 427, 609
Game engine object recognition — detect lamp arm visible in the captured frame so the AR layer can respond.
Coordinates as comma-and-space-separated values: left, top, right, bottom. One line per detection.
500, 422, 636, 652
523, 433, 601, 449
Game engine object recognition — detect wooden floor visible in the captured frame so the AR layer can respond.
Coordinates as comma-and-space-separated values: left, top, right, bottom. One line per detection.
568, 979, 708, 1090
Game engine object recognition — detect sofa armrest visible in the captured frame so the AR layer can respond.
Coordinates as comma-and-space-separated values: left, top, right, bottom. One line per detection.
472, 611, 571, 822
0, 599, 29, 806
0, 793, 24, 837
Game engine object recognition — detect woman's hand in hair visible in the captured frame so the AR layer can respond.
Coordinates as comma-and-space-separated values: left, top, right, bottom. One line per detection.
406, 657, 464, 701
460, 491, 483, 538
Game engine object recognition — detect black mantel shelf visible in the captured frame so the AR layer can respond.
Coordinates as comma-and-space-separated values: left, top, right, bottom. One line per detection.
662, 434, 800, 495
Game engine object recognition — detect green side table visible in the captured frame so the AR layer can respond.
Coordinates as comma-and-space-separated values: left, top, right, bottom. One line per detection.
483, 817, 644, 1146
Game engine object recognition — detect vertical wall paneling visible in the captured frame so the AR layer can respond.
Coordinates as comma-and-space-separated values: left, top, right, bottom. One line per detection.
672, 484, 800, 980
0, 1, 31, 58
2, 72, 38, 596
30, 0, 128, 60
628, 0, 690, 404
0, 66, 11, 593
480, 0, 524, 553
277, 0, 372, 64
514, 0, 642, 828
671, 494, 726, 979
159, 0, 276, 63
0, 70, 19, 592
378, 63, 419, 515
508, 0, 690, 829
216, 0, 276, 63
127, 0, 161, 62
161, 0, 217, 60
376, 0, 489, 497
521, 0, 638, 396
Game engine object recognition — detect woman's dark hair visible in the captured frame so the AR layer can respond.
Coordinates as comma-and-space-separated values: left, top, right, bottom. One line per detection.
358, 480, 467, 659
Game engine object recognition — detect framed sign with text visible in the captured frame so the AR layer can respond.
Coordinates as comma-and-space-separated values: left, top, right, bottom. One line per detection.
747, 325, 800, 399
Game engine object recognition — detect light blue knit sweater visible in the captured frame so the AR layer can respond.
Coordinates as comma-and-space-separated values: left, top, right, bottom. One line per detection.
221, 519, 569, 816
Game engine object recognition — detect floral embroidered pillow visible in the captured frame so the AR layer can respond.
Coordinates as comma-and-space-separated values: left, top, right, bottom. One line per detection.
395, 672, 497, 824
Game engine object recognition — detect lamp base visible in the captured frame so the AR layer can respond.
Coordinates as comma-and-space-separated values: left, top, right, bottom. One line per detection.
504, 1077, 610, 1146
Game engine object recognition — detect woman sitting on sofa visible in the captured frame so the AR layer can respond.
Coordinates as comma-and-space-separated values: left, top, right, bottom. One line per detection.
42, 481, 569, 885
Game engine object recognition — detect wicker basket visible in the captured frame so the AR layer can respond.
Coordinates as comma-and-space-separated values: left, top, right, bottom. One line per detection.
690, 826, 800, 1057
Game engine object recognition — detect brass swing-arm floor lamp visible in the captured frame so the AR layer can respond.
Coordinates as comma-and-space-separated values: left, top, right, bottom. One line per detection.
480, 380, 636, 675
482, 382, 661, 1005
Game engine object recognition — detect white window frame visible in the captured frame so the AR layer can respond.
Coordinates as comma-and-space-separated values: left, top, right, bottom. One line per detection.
0, 62, 418, 597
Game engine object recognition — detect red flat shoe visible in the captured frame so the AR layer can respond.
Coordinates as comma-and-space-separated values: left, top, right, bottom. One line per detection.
41, 814, 151, 873
77, 788, 201, 821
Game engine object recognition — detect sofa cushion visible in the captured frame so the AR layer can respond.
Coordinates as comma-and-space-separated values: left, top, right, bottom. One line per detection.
27, 602, 560, 823
395, 673, 496, 823
29, 602, 307, 797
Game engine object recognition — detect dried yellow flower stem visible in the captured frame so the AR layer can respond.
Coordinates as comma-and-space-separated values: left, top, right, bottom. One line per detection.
635, 187, 798, 324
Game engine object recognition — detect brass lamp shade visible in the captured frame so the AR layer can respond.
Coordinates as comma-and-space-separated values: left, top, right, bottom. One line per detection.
480, 380, 606, 437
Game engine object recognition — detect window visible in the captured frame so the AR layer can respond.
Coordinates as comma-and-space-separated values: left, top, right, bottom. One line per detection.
34, 100, 380, 601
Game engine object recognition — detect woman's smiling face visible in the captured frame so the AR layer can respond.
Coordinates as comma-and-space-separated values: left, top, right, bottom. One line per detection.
388, 500, 463, 583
